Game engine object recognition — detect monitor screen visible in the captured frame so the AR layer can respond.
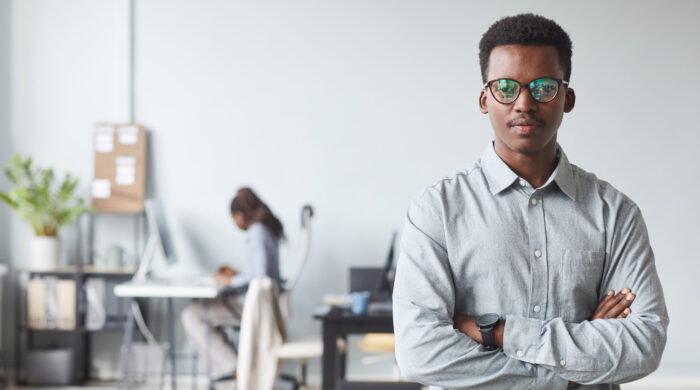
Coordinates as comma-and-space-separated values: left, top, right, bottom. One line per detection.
144, 199, 177, 264
375, 231, 397, 297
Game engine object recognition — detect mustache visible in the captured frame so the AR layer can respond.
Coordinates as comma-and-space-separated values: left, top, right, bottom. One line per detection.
507, 117, 546, 127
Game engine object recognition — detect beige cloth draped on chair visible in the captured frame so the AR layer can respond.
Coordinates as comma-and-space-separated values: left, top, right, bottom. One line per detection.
236, 277, 286, 390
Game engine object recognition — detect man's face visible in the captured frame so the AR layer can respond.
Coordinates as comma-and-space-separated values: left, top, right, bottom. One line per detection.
479, 45, 575, 155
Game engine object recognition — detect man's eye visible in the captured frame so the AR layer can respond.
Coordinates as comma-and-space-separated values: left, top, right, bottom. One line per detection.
533, 81, 557, 93
496, 85, 517, 95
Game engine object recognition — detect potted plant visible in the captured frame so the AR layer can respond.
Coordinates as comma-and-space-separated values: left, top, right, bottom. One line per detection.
0, 153, 93, 269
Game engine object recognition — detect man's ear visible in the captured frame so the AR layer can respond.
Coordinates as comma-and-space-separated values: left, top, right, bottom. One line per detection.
564, 88, 575, 113
479, 90, 488, 114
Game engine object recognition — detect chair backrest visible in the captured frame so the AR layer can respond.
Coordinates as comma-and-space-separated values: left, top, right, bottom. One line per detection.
283, 205, 314, 293
279, 204, 313, 321
237, 277, 285, 390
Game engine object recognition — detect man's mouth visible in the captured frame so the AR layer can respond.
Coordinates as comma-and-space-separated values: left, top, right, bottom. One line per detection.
508, 118, 545, 135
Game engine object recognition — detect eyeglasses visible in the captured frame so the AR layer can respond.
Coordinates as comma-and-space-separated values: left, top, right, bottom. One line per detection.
483, 77, 569, 104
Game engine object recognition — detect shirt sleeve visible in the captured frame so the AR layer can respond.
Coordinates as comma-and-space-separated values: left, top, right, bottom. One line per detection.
230, 273, 250, 288
230, 224, 269, 288
393, 193, 569, 389
503, 202, 669, 385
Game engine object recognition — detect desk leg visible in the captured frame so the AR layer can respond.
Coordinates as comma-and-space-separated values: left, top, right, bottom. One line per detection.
168, 298, 177, 390
339, 334, 347, 380
119, 298, 135, 390
204, 300, 212, 390
321, 321, 341, 390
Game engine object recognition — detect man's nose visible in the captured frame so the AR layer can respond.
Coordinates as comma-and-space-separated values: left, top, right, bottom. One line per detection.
513, 89, 539, 113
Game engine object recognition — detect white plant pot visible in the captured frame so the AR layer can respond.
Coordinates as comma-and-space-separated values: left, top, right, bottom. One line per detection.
29, 236, 60, 270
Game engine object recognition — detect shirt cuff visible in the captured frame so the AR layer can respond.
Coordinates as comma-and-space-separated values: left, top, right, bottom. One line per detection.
503, 314, 543, 365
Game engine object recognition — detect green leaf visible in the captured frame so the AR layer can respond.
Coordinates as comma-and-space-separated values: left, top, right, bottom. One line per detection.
0, 192, 18, 209
57, 174, 78, 203
1, 153, 90, 235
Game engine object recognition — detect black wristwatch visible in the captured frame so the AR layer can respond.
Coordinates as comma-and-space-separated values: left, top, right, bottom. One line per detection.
476, 313, 501, 351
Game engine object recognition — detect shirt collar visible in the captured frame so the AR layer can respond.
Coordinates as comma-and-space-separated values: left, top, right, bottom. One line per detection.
552, 147, 576, 200
481, 142, 519, 195
480, 142, 577, 201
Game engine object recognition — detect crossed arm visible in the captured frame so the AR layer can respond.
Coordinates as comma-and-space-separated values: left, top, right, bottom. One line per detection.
453, 288, 636, 388
454, 288, 635, 348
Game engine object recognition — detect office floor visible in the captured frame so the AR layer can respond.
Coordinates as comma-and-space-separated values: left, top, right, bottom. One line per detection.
8, 377, 700, 390
7, 370, 700, 390
8, 379, 322, 390
8, 376, 700, 390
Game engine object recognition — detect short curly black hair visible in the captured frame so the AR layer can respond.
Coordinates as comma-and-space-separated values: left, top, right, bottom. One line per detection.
479, 13, 572, 83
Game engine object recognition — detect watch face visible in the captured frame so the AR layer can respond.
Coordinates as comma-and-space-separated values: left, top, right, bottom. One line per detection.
477, 313, 500, 328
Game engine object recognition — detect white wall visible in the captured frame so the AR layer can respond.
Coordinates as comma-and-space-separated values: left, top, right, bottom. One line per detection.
6, 0, 700, 380
0, 0, 11, 368
7, 0, 133, 377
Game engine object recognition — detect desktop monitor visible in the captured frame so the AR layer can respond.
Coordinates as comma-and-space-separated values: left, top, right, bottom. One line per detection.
349, 231, 397, 302
144, 199, 177, 264
375, 231, 397, 297
134, 199, 177, 280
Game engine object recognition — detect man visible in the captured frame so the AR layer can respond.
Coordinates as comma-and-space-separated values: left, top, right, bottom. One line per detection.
392, 14, 668, 389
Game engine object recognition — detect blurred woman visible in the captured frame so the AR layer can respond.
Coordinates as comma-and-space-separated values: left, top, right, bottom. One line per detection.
181, 187, 284, 379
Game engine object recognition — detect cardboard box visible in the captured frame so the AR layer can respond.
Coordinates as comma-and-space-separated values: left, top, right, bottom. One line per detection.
92, 124, 147, 213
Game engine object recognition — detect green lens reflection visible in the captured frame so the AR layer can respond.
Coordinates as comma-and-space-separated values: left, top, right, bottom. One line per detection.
493, 79, 519, 102
529, 78, 558, 102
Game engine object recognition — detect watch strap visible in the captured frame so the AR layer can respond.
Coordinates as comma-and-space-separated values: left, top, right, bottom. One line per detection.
480, 326, 498, 350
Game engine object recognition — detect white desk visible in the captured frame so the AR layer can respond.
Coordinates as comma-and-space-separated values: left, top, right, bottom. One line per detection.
114, 279, 221, 299
114, 279, 226, 390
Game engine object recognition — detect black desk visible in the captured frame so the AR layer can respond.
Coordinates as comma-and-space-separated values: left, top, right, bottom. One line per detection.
313, 306, 421, 390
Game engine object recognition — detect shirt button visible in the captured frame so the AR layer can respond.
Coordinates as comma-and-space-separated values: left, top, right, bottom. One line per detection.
560, 359, 566, 367
533, 305, 541, 313
534, 249, 542, 258
517, 350, 524, 358
530, 197, 538, 206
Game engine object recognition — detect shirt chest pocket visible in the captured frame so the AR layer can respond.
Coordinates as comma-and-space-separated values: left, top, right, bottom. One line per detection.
558, 249, 606, 322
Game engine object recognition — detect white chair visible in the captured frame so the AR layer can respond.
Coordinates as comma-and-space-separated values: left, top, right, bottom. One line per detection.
274, 205, 324, 389
278, 205, 314, 323
214, 205, 324, 389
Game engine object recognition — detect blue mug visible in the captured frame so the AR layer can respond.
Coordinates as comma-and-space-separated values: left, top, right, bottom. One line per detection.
350, 291, 371, 315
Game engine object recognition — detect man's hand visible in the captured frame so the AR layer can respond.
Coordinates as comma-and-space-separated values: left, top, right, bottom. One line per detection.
573, 288, 634, 389
590, 288, 635, 320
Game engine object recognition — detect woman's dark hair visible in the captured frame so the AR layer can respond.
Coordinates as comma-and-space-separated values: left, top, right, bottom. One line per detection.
479, 13, 573, 83
230, 187, 284, 239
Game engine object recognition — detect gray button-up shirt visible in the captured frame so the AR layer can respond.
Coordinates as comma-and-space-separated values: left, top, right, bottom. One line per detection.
393, 143, 668, 390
